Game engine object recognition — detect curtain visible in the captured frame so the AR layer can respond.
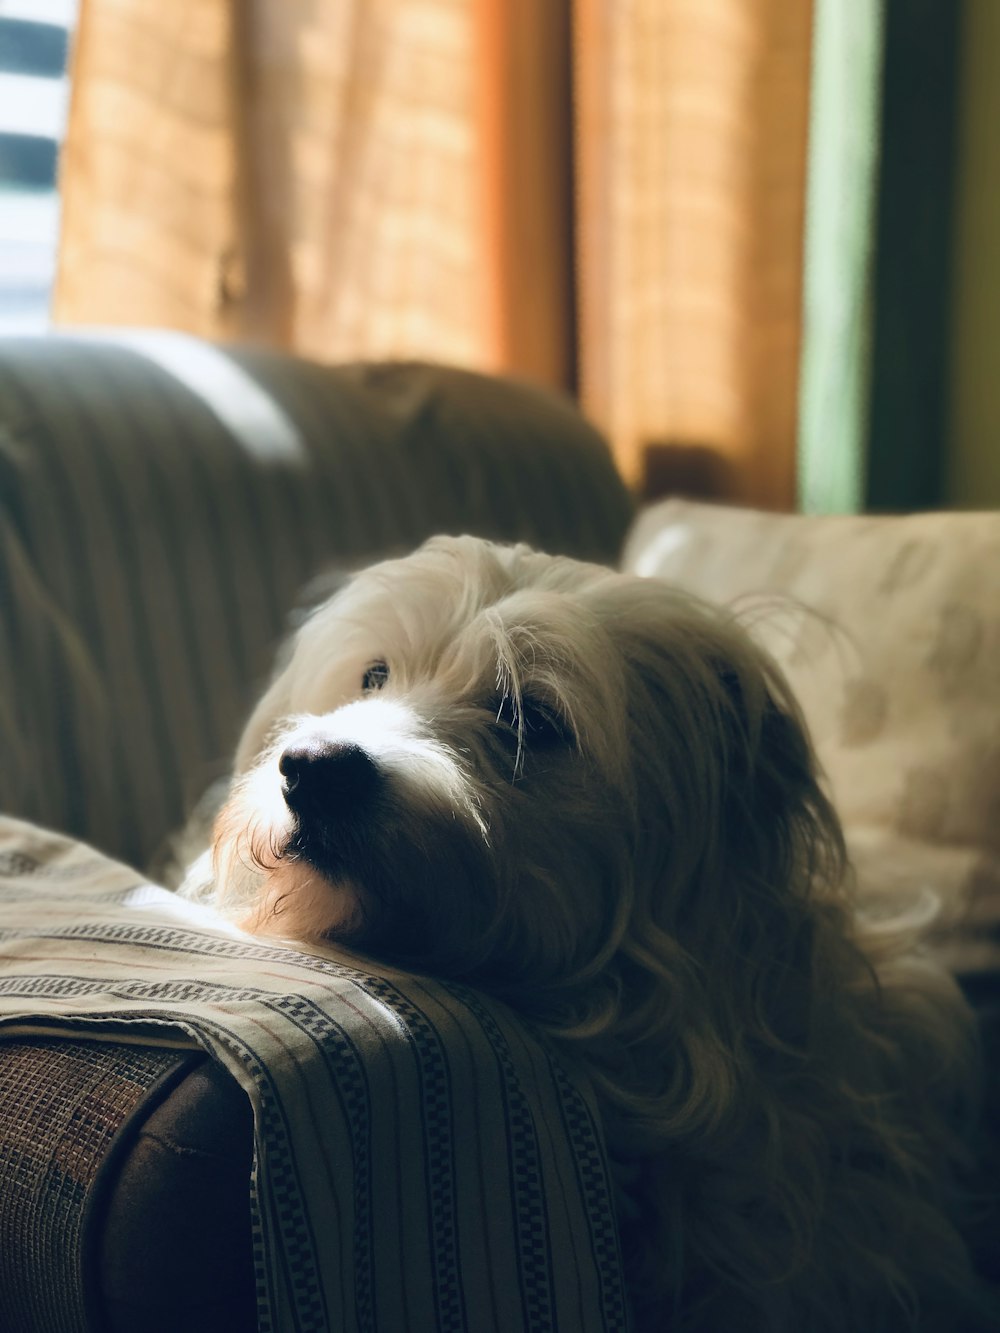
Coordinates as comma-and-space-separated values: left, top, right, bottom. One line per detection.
55, 0, 814, 506
797, 0, 885, 515
798, 0, 964, 515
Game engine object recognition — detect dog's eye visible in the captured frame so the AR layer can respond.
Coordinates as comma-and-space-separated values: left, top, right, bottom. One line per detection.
497, 694, 571, 747
523, 699, 571, 745
362, 661, 389, 691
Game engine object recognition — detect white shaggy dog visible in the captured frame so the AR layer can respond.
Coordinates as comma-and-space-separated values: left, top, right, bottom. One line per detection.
179, 534, 983, 1331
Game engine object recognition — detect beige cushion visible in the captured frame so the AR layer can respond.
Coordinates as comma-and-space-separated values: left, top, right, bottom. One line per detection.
623, 500, 1000, 975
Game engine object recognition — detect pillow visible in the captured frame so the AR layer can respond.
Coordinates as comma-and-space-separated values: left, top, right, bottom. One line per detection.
623, 500, 1000, 977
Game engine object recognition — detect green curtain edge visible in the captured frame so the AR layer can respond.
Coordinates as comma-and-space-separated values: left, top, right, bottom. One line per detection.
797, 0, 886, 515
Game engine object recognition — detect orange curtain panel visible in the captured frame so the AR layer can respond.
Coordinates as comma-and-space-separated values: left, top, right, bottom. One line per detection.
55, 0, 814, 506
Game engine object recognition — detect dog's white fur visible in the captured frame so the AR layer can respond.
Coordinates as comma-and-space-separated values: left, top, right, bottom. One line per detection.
179, 535, 982, 1331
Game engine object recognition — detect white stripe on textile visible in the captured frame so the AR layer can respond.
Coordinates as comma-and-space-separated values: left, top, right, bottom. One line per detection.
74, 330, 308, 464
0, 817, 629, 1333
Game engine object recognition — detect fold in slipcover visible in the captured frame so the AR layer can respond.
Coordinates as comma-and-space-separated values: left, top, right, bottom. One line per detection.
0, 817, 630, 1333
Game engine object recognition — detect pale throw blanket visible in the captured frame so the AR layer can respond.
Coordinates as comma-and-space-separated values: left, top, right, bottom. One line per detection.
0, 817, 629, 1332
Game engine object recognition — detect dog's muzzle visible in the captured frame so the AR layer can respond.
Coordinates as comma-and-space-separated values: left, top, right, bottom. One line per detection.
279, 740, 382, 823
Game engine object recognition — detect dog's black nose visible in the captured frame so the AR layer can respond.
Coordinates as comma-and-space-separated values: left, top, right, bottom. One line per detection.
279, 740, 381, 818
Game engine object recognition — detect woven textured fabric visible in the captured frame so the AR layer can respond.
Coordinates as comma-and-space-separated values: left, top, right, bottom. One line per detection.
0, 817, 631, 1333
0, 332, 632, 870
0, 1037, 192, 1333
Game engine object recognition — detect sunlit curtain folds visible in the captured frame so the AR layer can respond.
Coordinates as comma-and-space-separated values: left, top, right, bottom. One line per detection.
55, 0, 813, 505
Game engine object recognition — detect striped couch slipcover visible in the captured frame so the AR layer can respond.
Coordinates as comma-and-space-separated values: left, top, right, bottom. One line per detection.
0, 331, 633, 872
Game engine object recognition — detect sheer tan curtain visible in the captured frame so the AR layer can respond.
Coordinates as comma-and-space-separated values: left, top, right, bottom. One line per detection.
55, 0, 813, 506
574, 1, 813, 505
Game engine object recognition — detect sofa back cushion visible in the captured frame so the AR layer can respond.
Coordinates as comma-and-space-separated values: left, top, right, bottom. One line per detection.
623, 499, 1000, 977
0, 333, 633, 868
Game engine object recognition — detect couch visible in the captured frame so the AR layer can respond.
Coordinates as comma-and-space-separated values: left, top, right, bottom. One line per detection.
0, 332, 997, 1330
0, 332, 635, 1333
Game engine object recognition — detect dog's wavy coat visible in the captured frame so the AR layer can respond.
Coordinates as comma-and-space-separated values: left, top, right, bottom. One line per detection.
181, 535, 981, 1331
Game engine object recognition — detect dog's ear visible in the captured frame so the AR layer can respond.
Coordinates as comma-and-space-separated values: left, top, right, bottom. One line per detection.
705, 659, 848, 1040
712, 658, 842, 883
715, 664, 815, 800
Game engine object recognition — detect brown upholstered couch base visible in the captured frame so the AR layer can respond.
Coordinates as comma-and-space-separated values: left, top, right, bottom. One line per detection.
0, 1039, 255, 1333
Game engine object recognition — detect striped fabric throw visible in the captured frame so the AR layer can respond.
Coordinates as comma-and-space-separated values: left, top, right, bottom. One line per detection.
0, 817, 630, 1333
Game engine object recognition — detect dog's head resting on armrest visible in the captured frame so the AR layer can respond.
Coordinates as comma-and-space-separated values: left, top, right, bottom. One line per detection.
180, 534, 983, 1333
